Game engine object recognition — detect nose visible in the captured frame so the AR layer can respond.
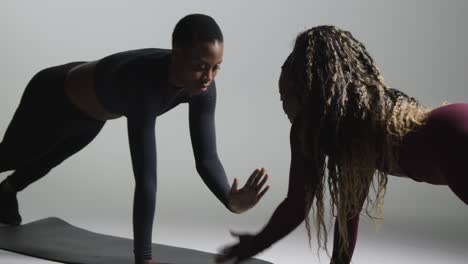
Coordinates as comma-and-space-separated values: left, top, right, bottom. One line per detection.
203, 69, 214, 84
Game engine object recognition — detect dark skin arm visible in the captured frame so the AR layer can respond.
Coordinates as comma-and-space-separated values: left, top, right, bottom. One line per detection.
216, 113, 367, 263
215, 114, 317, 263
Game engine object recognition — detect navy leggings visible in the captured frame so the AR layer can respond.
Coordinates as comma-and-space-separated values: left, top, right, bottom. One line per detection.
0, 63, 105, 191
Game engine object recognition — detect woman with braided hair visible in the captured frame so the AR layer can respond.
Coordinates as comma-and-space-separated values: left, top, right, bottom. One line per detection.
215, 25, 468, 264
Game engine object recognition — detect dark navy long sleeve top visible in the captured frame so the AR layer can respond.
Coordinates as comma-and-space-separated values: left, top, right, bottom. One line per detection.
93, 48, 231, 262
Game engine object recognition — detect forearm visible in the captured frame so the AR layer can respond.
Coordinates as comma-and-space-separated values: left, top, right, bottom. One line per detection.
196, 157, 231, 209
189, 83, 232, 209
133, 175, 157, 263
253, 196, 306, 252
127, 115, 158, 263
250, 112, 316, 252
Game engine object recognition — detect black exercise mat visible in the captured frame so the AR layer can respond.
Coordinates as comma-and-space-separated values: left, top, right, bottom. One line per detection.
0, 217, 272, 264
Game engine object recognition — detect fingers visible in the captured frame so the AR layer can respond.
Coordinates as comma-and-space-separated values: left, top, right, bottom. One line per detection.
214, 253, 230, 263
246, 168, 261, 186
240, 168, 269, 197
230, 230, 247, 238
252, 168, 265, 186
247, 167, 266, 187
253, 172, 269, 201
230, 178, 238, 193
215, 255, 237, 264
255, 173, 268, 191
257, 185, 270, 200
215, 246, 235, 263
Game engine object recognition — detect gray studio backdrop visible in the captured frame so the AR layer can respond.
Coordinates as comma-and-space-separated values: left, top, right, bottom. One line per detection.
1, 1, 467, 263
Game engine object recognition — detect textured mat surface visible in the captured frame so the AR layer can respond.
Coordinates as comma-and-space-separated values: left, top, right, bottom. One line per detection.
0, 217, 272, 264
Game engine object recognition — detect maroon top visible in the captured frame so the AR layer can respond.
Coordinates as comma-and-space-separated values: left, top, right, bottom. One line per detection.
252, 103, 468, 263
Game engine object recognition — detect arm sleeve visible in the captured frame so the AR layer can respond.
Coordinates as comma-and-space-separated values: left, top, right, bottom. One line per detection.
127, 109, 157, 263
252, 115, 317, 251
188, 82, 231, 209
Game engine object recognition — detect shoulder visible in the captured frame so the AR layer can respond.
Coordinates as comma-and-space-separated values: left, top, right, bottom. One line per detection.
97, 48, 171, 68
289, 111, 307, 157
290, 109, 324, 159
290, 110, 305, 143
105, 48, 170, 58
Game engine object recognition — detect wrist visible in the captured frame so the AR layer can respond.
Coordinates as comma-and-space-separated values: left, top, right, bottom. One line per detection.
227, 204, 242, 214
251, 233, 271, 253
227, 199, 241, 214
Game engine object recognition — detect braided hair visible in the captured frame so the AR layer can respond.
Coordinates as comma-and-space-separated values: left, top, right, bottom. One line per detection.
285, 25, 429, 258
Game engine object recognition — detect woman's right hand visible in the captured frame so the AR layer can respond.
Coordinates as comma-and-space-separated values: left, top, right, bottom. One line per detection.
227, 168, 270, 214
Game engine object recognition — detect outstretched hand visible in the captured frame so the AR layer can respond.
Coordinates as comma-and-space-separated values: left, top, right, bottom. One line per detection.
227, 168, 270, 214
214, 231, 259, 264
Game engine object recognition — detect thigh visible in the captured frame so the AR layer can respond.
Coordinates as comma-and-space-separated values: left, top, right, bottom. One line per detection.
19, 121, 105, 172
0, 62, 88, 170
6, 120, 105, 192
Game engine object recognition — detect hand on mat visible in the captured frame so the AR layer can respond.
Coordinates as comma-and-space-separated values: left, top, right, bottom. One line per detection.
214, 231, 259, 263
227, 168, 270, 214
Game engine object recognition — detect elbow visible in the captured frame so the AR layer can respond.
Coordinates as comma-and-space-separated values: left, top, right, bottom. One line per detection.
134, 175, 157, 195
195, 159, 208, 174
195, 155, 219, 170
134, 183, 157, 199
195, 163, 204, 175
195, 157, 221, 178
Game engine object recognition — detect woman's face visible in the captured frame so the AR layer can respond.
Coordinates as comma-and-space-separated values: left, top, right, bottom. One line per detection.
172, 40, 223, 95
279, 64, 302, 123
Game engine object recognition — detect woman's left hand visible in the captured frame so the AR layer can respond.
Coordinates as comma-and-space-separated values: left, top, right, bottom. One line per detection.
227, 168, 270, 214
214, 231, 260, 264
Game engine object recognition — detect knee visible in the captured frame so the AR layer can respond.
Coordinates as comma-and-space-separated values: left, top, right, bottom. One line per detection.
0, 151, 14, 173
0, 152, 16, 173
